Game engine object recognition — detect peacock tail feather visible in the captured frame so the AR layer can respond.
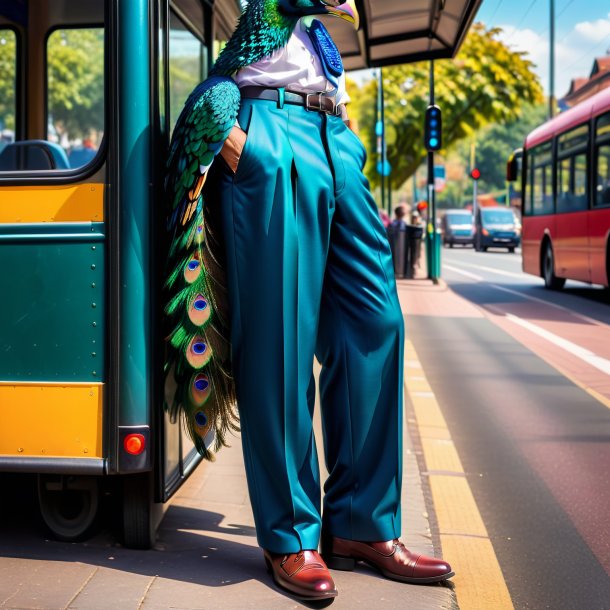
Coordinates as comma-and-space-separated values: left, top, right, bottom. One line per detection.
163, 76, 242, 459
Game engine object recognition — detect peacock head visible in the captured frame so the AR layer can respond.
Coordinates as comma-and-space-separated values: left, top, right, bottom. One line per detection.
278, 0, 359, 28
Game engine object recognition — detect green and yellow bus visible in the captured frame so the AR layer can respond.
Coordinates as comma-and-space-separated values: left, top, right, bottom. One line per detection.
0, 0, 240, 548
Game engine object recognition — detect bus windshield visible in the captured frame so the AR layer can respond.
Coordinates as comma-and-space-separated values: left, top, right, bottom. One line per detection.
445, 213, 473, 226
481, 209, 515, 225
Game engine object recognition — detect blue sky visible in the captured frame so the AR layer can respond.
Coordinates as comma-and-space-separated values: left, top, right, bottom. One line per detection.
475, 0, 610, 97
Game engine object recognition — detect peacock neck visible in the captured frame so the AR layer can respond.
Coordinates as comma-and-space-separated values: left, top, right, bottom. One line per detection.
210, 1, 298, 77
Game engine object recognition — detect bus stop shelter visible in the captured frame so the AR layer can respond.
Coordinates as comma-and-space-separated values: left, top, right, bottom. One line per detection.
326, 0, 483, 68
213, 1, 484, 66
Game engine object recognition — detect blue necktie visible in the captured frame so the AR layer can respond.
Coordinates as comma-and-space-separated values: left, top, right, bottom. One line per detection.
307, 19, 343, 90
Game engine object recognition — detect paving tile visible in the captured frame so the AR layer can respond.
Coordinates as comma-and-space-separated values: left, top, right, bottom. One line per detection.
67, 567, 153, 609
0, 558, 95, 610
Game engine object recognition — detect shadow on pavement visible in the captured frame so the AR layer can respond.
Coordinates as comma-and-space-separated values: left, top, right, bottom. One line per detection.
0, 474, 266, 591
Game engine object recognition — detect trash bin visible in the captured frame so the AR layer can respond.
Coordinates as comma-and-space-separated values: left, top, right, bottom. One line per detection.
405, 224, 423, 278
387, 222, 423, 279
387, 220, 406, 279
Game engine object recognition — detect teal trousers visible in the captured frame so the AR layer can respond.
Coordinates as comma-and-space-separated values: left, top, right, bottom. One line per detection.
211, 98, 404, 553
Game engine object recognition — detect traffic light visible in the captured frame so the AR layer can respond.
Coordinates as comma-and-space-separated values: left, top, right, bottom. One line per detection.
470, 168, 481, 180
424, 105, 442, 151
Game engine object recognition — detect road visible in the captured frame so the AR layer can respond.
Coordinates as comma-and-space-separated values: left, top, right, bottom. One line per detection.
406, 245, 610, 610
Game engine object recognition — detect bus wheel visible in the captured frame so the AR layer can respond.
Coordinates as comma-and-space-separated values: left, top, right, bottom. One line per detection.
508, 247, 515, 253
543, 242, 565, 290
37, 475, 99, 542
122, 472, 156, 549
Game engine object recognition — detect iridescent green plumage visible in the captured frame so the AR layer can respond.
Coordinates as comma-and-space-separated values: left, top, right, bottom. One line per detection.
164, 0, 341, 458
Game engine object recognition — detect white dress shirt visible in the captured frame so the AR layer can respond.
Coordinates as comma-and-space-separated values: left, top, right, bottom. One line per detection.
233, 18, 350, 105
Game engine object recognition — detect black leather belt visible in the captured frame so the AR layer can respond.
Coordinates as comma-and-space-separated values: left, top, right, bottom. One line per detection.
239, 86, 344, 116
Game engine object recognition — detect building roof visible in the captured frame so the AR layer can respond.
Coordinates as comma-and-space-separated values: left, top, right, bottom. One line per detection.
567, 78, 588, 95
561, 55, 610, 109
324, 0, 484, 69
591, 57, 610, 78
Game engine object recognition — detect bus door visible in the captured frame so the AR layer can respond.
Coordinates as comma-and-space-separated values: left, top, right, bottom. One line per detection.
555, 125, 591, 282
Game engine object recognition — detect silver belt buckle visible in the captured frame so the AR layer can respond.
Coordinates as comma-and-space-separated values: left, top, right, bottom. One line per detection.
306, 92, 338, 115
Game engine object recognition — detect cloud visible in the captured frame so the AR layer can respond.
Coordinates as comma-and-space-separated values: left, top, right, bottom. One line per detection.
574, 13, 610, 41
496, 13, 610, 98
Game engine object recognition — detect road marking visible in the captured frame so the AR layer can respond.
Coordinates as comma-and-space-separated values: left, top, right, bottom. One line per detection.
448, 259, 525, 280
505, 314, 610, 376
444, 265, 606, 328
405, 341, 514, 610
444, 265, 484, 281
444, 262, 610, 408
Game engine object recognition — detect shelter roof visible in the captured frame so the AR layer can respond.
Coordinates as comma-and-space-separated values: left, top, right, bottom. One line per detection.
326, 0, 484, 69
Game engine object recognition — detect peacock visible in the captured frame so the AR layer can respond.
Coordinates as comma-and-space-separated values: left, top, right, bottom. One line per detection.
163, 0, 357, 459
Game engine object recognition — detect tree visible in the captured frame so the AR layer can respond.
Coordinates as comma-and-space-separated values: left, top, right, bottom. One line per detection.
0, 29, 17, 131
465, 103, 547, 193
350, 24, 544, 189
0, 28, 104, 142
47, 29, 104, 139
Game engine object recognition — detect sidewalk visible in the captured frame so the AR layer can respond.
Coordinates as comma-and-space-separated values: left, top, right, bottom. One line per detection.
0, 283, 457, 610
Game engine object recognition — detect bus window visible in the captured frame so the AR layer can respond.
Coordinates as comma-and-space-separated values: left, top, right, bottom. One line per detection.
47, 28, 104, 169
0, 29, 16, 154
597, 113, 610, 140
169, 11, 207, 135
557, 124, 589, 214
596, 113, 610, 206
596, 145, 610, 206
529, 142, 553, 215
557, 154, 588, 213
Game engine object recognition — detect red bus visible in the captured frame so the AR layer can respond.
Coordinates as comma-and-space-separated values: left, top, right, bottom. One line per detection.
508, 87, 610, 290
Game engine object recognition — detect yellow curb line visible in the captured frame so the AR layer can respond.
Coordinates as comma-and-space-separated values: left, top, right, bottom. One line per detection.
405, 340, 514, 610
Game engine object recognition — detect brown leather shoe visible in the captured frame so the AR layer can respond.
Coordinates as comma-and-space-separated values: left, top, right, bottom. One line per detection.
263, 549, 338, 601
321, 536, 454, 584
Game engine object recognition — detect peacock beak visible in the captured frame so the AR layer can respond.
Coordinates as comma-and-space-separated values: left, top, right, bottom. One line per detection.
324, 0, 359, 29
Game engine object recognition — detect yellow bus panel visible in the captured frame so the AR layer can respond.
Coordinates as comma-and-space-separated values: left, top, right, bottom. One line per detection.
0, 183, 104, 223
0, 383, 103, 458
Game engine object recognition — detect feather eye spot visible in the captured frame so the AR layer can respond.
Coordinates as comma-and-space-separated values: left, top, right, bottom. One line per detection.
194, 377, 209, 391
197, 225, 203, 233
192, 341, 207, 355
188, 260, 200, 271
194, 298, 208, 311
195, 411, 208, 427
189, 294, 211, 325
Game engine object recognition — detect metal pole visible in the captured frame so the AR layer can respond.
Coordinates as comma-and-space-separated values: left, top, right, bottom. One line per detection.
378, 69, 386, 213
473, 179, 478, 219
427, 60, 439, 283
549, 0, 555, 119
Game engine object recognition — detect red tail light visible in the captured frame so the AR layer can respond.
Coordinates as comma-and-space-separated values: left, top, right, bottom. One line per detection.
124, 433, 146, 455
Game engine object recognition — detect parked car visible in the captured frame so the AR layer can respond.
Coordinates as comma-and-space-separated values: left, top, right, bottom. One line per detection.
474, 207, 520, 252
441, 209, 475, 247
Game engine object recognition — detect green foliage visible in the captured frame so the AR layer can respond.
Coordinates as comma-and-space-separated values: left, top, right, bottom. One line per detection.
462, 103, 548, 193
0, 28, 104, 140
351, 24, 544, 189
0, 29, 16, 131
47, 29, 104, 139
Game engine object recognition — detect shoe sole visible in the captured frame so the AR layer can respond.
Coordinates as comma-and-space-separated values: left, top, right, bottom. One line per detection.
324, 554, 455, 585
265, 558, 339, 602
